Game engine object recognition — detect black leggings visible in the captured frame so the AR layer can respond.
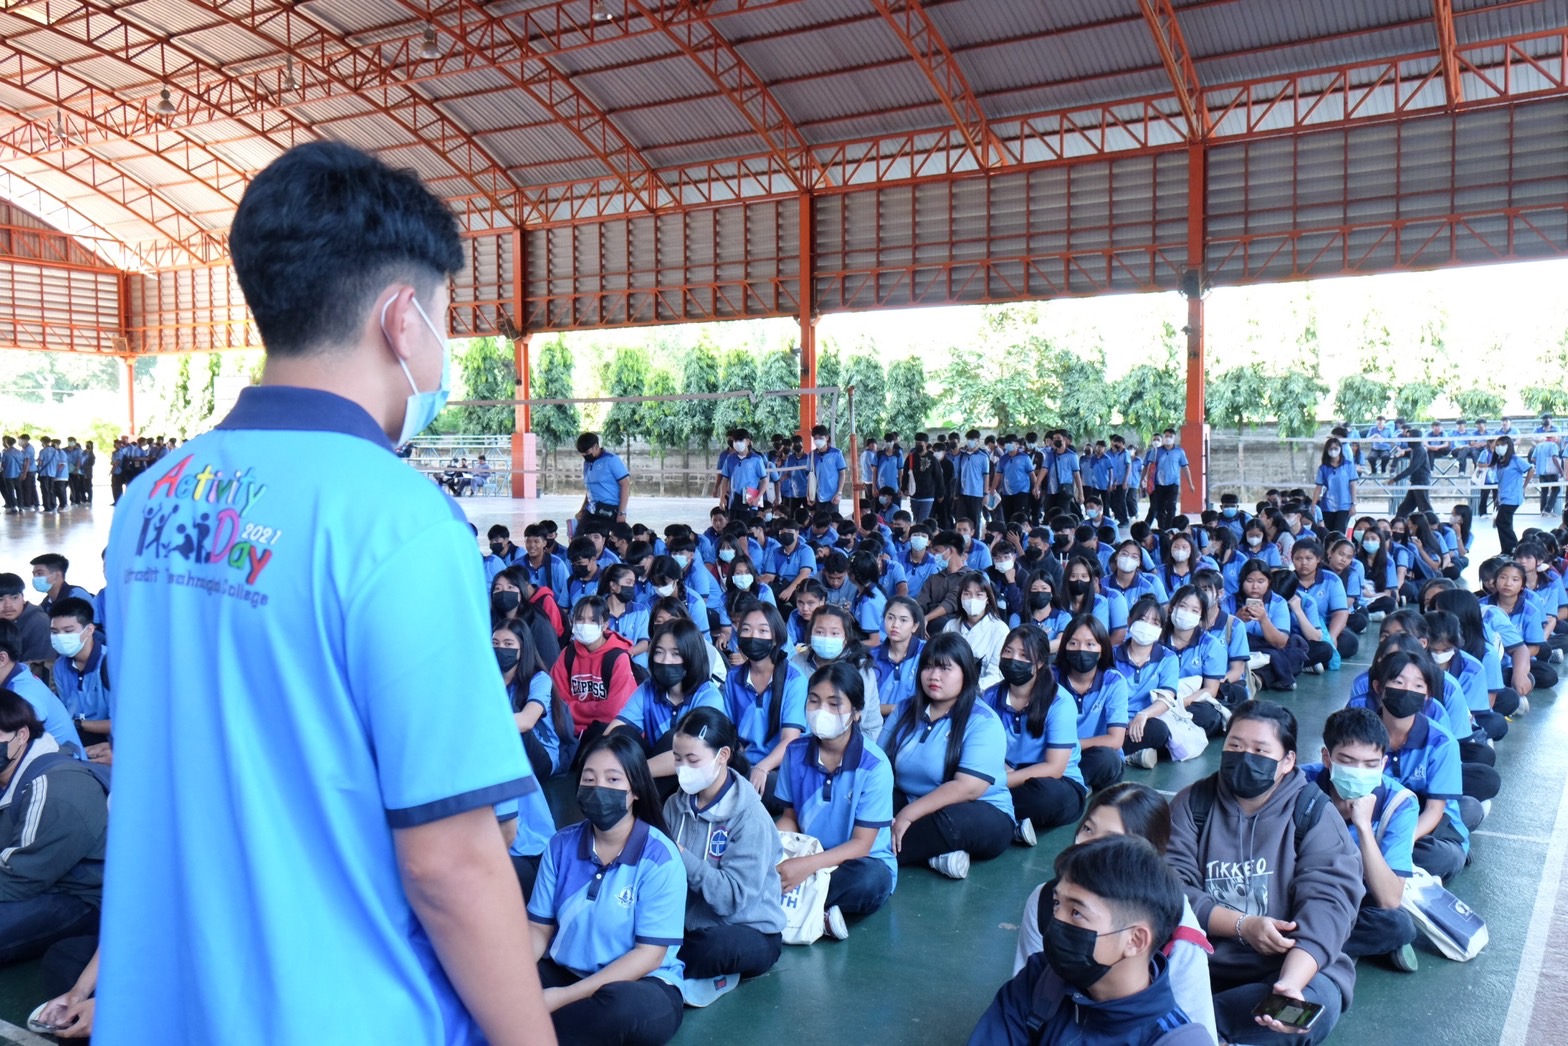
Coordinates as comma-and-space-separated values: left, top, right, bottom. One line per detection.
1335, 629, 1360, 660
678, 924, 782, 980
1496, 503, 1521, 555
1346, 607, 1369, 635
1122, 715, 1172, 756
537, 958, 683, 1046
1323, 510, 1350, 537
1077, 745, 1126, 792
1492, 687, 1522, 718
1010, 775, 1087, 832
893, 795, 1014, 865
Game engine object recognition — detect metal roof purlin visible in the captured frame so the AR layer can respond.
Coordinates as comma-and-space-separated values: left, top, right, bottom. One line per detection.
1139, 0, 1211, 141
1432, 0, 1465, 107
421, 0, 674, 216
625, 0, 831, 192
869, 0, 1011, 169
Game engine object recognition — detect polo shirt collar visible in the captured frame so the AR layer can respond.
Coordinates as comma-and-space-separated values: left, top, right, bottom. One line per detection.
807, 726, 866, 776
576, 817, 652, 867
216, 386, 393, 450
1404, 713, 1431, 750
691, 770, 736, 816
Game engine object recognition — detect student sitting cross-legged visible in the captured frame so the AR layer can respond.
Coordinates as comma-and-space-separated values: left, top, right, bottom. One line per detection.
1300, 707, 1422, 973
776, 661, 898, 939
968, 835, 1213, 1046
882, 632, 1016, 880
662, 706, 785, 1006
527, 732, 686, 1046
613, 619, 725, 797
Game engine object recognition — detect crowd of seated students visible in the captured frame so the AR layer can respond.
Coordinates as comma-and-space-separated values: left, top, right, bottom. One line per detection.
9, 419, 1567, 1042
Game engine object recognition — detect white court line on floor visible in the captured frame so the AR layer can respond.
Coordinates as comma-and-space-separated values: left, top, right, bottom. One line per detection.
1471, 829, 1550, 844
0, 1018, 57, 1046
1500, 758, 1568, 1046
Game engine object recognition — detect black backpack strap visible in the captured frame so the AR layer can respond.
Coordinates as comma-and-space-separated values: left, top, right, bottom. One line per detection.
1187, 774, 1219, 838
1293, 783, 1327, 851
98, 657, 110, 692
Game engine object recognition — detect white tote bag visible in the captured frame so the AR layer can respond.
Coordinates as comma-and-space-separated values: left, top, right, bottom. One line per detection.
1153, 689, 1210, 763
777, 831, 837, 946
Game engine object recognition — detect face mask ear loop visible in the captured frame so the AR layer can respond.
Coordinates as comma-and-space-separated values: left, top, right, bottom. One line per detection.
381, 298, 423, 398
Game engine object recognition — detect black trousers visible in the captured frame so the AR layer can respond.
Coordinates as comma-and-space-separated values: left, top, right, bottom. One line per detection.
1414, 818, 1467, 881
679, 924, 782, 979
825, 857, 894, 917
1396, 488, 1433, 518
1078, 745, 1126, 792
1010, 775, 1087, 832
1323, 510, 1350, 537
537, 958, 683, 1046
1152, 483, 1179, 529
1495, 503, 1520, 555
1000, 492, 1031, 524
1343, 903, 1418, 958
1121, 716, 1172, 756
955, 494, 986, 529
893, 795, 1014, 865
1346, 607, 1370, 634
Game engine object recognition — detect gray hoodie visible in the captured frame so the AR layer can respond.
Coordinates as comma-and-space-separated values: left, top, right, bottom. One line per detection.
1167, 769, 1364, 1008
661, 769, 785, 935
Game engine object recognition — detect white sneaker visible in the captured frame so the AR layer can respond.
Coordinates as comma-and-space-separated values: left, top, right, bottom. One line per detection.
1125, 748, 1159, 770
1306, 663, 1325, 675
679, 972, 741, 1007
1368, 611, 1387, 623
1518, 696, 1531, 715
824, 905, 849, 940
1552, 649, 1564, 665
928, 850, 971, 880
1015, 819, 1038, 847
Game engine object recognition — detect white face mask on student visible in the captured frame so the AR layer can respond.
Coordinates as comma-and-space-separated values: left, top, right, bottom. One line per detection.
676, 754, 723, 795
808, 709, 853, 741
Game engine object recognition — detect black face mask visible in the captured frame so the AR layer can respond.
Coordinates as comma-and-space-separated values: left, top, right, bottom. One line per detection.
739, 636, 776, 663
489, 541, 506, 556
1043, 915, 1126, 992
490, 590, 521, 615
576, 786, 630, 832
1063, 649, 1099, 674
1054, 535, 1073, 552
571, 564, 591, 579
780, 532, 797, 547
1220, 749, 1280, 799
1028, 591, 1053, 612
999, 657, 1034, 687
651, 662, 686, 691
1380, 686, 1426, 719
1067, 579, 1092, 597
493, 647, 520, 673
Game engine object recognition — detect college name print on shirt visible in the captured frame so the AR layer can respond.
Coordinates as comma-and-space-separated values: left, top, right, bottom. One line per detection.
122, 454, 275, 608
1206, 856, 1273, 917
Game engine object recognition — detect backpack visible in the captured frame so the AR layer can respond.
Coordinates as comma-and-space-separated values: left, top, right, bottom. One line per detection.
560, 643, 648, 692
1186, 773, 1326, 853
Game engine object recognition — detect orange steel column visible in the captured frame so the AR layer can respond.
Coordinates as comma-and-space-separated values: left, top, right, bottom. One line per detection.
798, 193, 817, 440
1180, 141, 1209, 514
510, 228, 535, 498
124, 357, 137, 436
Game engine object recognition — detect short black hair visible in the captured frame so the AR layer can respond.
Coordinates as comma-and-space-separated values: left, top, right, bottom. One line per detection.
0, 574, 23, 598
0, 689, 43, 740
576, 432, 601, 454
30, 553, 67, 575
487, 524, 510, 541
1323, 706, 1389, 753
1228, 699, 1298, 755
1054, 836, 1183, 952
229, 141, 463, 358
48, 597, 94, 628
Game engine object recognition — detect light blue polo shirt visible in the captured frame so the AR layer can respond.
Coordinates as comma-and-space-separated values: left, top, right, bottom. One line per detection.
1383, 714, 1469, 852
871, 639, 925, 711
1171, 629, 1228, 680
1058, 668, 1130, 737
96, 386, 536, 1046
583, 449, 630, 507
854, 588, 888, 638
1301, 765, 1418, 877
527, 820, 686, 984
1103, 571, 1168, 605
1019, 607, 1072, 641
1152, 446, 1188, 485
1444, 650, 1491, 715
954, 448, 991, 497
982, 684, 1084, 788
999, 452, 1035, 495
1345, 672, 1471, 748
1112, 643, 1180, 715
725, 452, 768, 500
810, 446, 847, 502
616, 679, 724, 744
895, 550, 943, 597
4, 664, 83, 754
515, 672, 567, 776
776, 730, 897, 888
1299, 569, 1348, 621
722, 661, 808, 763
1315, 460, 1357, 512
1495, 455, 1530, 507
1222, 592, 1290, 639
884, 700, 1014, 817
766, 541, 815, 586
1206, 612, 1252, 667
51, 642, 111, 722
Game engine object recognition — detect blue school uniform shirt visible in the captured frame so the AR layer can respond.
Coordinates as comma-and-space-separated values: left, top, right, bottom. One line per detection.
1482, 593, 1546, 666
871, 639, 925, 711
0, 447, 19, 479
1222, 592, 1290, 639
954, 447, 991, 497
982, 684, 1084, 788
874, 450, 901, 491
854, 587, 888, 638
1151, 445, 1188, 485
1345, 672, 1471, 743
1112, 644, 1180, 715
96, 386, 536, 1046
1297, 569, 1348, 622
810, 446, 848, 502
1070, 591, 1128, 635
766, 540, 815, 586
781, 452, 810, 497
1043, 447, 1079, 494
583, 449, 630, 507
4, 664, 84, 754
1105, 449, 1130, 486
998, 451, 1035, 495
1088, 451, 1113, 489
514, 672, 567, 775
617, 679, 724, 744
1020, 608, 1073, 642
725, 452, 769, 501
1495, 455, 1530, 507
884, 700, 1014, 817
51, 642, 111, 722
722, 660, 808, 763
1336, 561, 1367, 608
528, 820, 686, 984
1383, 714, 1469, 852
1206, 611, 1252, 669
1171, 629, 1227, 682
521, 554, 571, 601
1315, 460, 1357, 512
1301, 765, 1418, 877
1103, 570, 1168, 605
1532, 440, 1561, 476
1444, 651, 1491, 714
1058, 668, 1130, 738
776, 730, 897, 889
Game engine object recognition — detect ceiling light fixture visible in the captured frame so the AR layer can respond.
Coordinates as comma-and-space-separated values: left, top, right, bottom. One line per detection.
54, 111, 71, 144
591, 4, 616, 23
283, 56, 297, 92
419, 26, 441, 60
155, 88, 177, 117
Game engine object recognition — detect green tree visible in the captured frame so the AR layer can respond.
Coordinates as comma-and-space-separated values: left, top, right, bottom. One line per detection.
1207, 363, 1270, 489
713, 350, 758, 437
817, 347, 843, 434
753, 350, 801, 440
1115, 363, 1184, 445
677, 342, 720, 450
1332, 374, 1390, 426
601, 347, 651, 454
532, 336, 580, 454
936, 340, 1050, 431
448, 337, 516, 435
1267, 370, 1328, 472
1520, 385, 1568, 417
1392, 382, 1441, 422
885, 357, 934, 438
1050, 347, 1115, 441
842, 354, 887, 438
1452, 386, 1504, 421
642, 368, 682, 459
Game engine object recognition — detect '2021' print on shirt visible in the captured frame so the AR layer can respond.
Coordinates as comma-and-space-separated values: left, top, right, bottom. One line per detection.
120, 454, 277, 609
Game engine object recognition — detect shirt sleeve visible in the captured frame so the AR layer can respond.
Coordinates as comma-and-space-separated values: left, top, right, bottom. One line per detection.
346, 520, 534, 827
1045, 693, 1079, 750
1106, 592, 1128, 631
1425, 728, 1464, 802
858, 754, 895, 828
617, 683, 649, 729
526, 834, 562, 924
634, 844, 687, 948
780, 669, 808, 732
1105, 672, 1130, 729
957, 711, 1007, 785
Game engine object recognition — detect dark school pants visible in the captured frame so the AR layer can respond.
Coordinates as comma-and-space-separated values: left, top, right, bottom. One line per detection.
1152, 483, 1180, 529
1414, 818, 1468, 881
1212, 971, 1345, 1046
679, 925, 782, 980
1010, 775, 1087, 832
1121, 716, 1172, 757
1343, 903, 1418, 959
955, 494, 986, 530
0, 893, 98, 965
893, 795, 1014, 866
1322, 510, 1350, 537
537, 958, 684, 1046
1000, 491, 1031, 524
826, 857, 893, 917
1495, 502, 1521, 555
1078, 745, 1126, 792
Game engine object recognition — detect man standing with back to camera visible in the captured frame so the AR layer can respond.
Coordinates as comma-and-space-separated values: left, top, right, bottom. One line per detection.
96, 143, 554, 1044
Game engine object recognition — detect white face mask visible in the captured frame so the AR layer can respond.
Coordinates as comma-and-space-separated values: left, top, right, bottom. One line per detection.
653, 583, 677, 598
1171, 608, 1202, 631
731, 573, 754, 590
718, 548, 736, 563
910, 534, 929, 551
735, 440, 749, 453
808, 708, 853, 741
813, 437, 827, 449
572, 622, 603, 645
962, 596, 988, 618
1328, 448, 1341, 460
676, 754, 723, 795
1247, 535, 1263, 547
1128, 620, 1162, 646
1171, 548, 1190, 563
1163, 436, 1175, 447
1116, 555, 1140, 574
994, 557, 1014, 573
1433, 649, 1455, 665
